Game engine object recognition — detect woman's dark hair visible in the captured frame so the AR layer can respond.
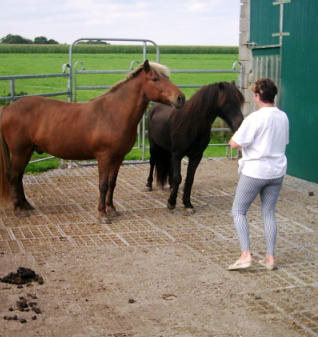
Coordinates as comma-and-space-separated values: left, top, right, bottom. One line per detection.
252, 78, 277, 103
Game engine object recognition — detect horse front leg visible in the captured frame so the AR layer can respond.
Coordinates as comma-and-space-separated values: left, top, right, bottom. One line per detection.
97, 159, 109, 223
98, 175, 108, 222
167, 154, 182, 210
183, 154, 203, 213
105, 163, 120, 218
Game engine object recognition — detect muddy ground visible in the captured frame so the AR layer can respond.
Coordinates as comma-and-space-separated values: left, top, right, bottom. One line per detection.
1, 158, 317, 337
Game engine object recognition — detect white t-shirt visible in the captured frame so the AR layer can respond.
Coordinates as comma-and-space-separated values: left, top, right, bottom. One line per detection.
232, 106, 289, 179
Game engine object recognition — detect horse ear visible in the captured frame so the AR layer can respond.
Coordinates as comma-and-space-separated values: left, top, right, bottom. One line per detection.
218, 82, 226, 106
143, 60, 151, 73
218, 82, 225, 90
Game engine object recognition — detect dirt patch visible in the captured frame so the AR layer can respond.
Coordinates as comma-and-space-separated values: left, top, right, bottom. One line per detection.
0, 158, 317, 337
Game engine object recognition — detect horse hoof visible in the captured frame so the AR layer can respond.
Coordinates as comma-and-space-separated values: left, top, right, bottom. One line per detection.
14, 209, 31, 217
99, 216, 112, 224
184, 207, 196, 215
15, 201, 34, 213
24, 203, 34, 211
167, 202, 175, 210
145, 186, 152, 192
108, 210, 120, 217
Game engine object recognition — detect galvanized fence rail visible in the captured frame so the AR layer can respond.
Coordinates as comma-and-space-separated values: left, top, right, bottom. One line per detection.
0, 71, 71, 165
0, 72, 70, 103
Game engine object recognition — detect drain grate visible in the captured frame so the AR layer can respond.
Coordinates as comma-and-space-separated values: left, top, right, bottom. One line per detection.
71, 234, 126, 247
186, 239, 238, 267
275, 247, 317, 265
266, 287, 318, 336
106, 332, 134, 337
280, 232, 318, 248
107, 219, 157, 233
242, 287, 318, 337
119, 231, 173, 246
114, 194, 165, 211
1, 160, 317, 337
0, 239, 21, 254
283, 261, 318, 286
166, 228, 218, 243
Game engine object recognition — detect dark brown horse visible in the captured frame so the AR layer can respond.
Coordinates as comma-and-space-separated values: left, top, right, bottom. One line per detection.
0, 60, 185, 223
146, 81, 244, 212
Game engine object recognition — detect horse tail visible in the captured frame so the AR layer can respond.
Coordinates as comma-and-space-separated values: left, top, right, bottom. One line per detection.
148, 104, 172, 187
154, 147, 171, 188
0, 107, 11, 203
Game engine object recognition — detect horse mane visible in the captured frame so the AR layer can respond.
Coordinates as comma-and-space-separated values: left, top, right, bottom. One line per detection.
174, 83, 219, 132
174, 82, 243, 133
90, 62, 170, 102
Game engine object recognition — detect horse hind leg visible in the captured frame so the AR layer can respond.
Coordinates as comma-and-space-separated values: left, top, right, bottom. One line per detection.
167, 155, 182, 210
0, 130, 10, 203
9, 149, 34, 215
97, 168, 108, 222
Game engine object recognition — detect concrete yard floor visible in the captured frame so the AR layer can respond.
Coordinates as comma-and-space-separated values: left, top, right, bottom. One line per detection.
1, 158, 318, 337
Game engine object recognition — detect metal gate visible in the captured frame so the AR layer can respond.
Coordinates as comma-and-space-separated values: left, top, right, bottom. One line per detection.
70, 38, 241, 162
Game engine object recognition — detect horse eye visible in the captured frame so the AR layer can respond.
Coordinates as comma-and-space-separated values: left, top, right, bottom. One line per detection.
152, 77, 159, 82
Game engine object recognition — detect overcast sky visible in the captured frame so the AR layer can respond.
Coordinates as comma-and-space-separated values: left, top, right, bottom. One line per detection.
0, 0, 240, 46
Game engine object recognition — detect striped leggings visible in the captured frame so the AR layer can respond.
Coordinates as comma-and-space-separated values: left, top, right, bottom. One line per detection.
232, 174, 284, 255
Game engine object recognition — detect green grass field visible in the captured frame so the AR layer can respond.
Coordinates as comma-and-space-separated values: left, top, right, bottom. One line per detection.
0, 51, 239, 172
0, 52, 239, 100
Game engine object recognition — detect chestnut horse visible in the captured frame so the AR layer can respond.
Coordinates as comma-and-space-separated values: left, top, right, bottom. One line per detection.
0, 60, 185, 223
146, 81, 244, 212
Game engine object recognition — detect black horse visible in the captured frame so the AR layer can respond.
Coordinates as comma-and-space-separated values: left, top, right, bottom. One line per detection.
146, 81, 244, 212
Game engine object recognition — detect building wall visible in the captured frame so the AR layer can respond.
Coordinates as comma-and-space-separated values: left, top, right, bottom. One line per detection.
239, 0, 253, 116
239, 0, 318, 183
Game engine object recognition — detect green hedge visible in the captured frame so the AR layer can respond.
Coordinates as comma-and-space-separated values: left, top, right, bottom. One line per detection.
0, 44, 238, 54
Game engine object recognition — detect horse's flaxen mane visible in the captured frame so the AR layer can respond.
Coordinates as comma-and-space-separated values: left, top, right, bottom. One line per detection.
109, 61, 170, 93
148, 62, 170, 78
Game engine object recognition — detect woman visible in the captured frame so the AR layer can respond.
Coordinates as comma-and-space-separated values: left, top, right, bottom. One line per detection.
228, 78, 289, 271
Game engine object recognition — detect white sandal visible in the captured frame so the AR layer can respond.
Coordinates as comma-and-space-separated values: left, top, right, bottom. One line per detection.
258, 259, 277, 271
228, 260, 252, 270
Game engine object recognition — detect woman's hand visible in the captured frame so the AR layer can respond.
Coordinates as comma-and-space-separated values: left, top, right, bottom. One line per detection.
229, 138, 242, 150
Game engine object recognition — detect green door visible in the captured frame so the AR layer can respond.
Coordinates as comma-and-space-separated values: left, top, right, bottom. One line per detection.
280, 0, 318, 183
250, 1, 282, 100
250, 0, 318, 183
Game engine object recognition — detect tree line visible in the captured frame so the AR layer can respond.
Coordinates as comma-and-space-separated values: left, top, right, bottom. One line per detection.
0, 35, 112, 45
1, 34, 59, 44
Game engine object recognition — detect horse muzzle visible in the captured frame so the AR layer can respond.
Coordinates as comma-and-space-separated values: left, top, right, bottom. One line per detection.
231, 114, 244, 132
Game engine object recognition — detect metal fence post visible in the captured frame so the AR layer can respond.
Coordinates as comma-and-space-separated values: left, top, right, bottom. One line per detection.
10, 79, 15, 101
